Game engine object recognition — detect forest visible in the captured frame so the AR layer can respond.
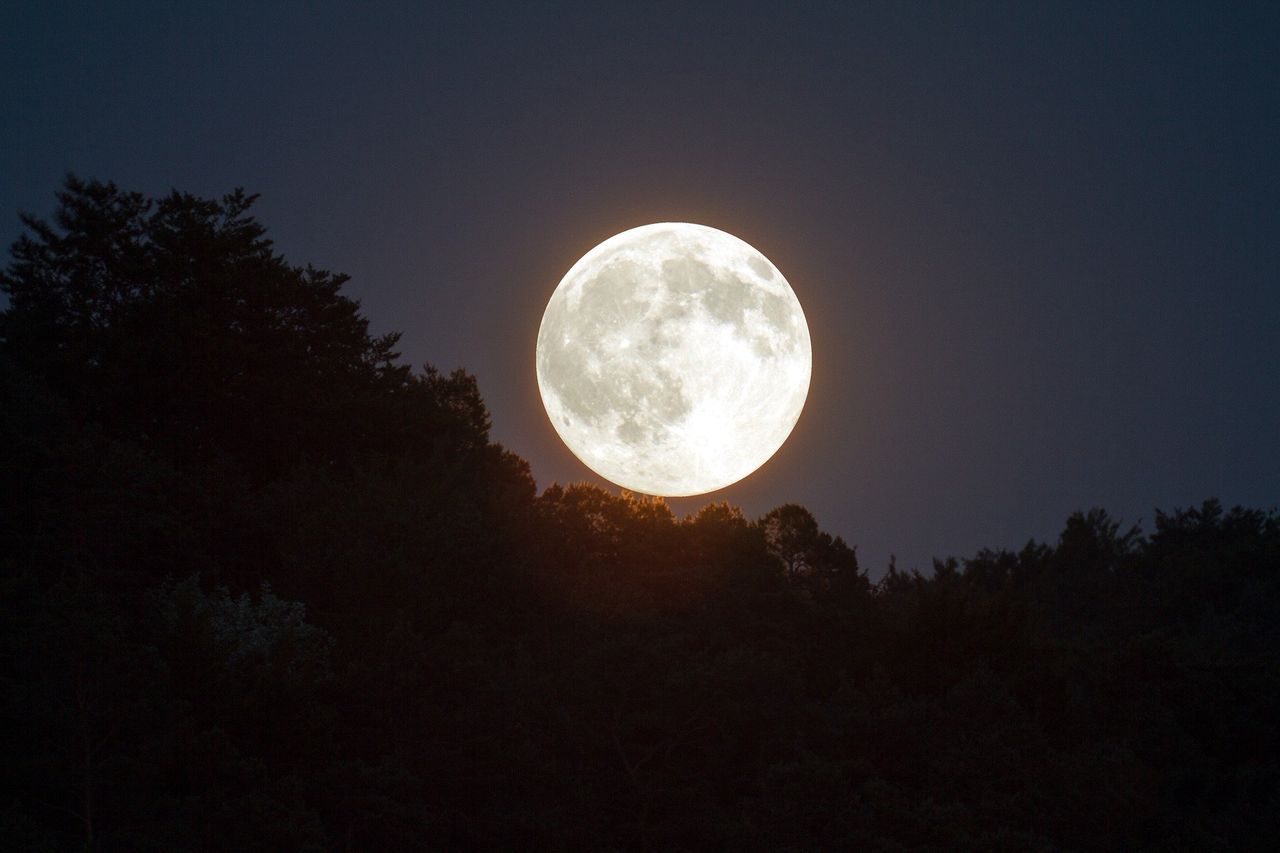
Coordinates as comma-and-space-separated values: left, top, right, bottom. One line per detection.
1, 178, 1277, 851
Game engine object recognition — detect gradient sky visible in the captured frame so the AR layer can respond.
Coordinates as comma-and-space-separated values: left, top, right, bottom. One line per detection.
3, 1, 1277, 575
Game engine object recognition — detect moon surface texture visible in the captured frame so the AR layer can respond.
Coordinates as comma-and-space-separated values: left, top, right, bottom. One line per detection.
536, 223, 811, 496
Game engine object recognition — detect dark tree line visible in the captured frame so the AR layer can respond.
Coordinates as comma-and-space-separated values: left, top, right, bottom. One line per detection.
1, 178, 1276, 851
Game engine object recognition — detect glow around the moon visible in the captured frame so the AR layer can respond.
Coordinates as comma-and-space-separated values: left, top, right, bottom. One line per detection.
536, 223, 811, 497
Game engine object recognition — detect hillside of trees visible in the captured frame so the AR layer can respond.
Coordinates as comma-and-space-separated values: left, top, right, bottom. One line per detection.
2, 178, 1277, 851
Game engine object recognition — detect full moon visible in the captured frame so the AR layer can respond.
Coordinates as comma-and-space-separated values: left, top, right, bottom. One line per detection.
536, 223, 811, 497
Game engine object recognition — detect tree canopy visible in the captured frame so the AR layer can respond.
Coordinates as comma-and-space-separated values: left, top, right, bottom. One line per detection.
2, 178, 1276, 851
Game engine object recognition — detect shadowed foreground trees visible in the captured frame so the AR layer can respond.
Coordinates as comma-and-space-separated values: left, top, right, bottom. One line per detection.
2, 178, 1277, 850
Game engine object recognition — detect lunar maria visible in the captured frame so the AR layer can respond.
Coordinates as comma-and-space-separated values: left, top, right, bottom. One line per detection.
536, 222, 811, 497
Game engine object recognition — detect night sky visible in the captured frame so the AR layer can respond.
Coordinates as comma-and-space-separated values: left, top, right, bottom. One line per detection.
3, 1, 1277, 575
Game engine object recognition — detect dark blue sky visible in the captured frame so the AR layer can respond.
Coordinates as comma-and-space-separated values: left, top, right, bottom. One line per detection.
3, 1, 1277, 574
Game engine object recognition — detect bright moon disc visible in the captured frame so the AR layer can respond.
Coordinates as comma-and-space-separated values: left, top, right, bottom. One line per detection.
536, 223, 811, 496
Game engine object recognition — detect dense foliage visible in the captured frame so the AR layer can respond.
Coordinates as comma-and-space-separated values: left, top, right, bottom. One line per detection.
2, 179, 1277, 851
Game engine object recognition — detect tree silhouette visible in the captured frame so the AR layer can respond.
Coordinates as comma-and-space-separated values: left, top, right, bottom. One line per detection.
2, 178, 1276, 850
1, 176, 419, 482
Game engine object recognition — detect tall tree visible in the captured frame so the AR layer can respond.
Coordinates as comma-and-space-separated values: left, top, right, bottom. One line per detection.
1, 176, 411, 482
